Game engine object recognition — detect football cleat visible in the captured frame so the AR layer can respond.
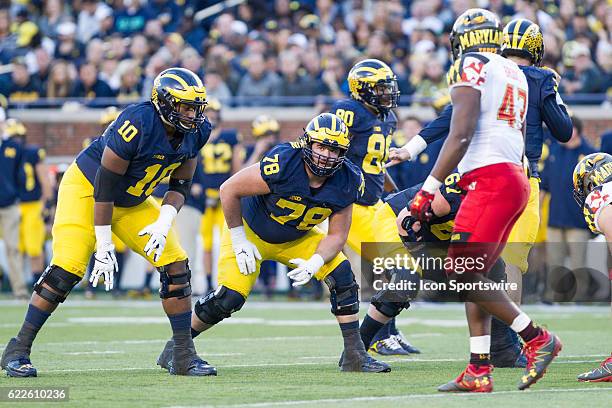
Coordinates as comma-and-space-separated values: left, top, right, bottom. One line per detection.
369, 337, 410, 356
577, 354, 612, 383
1, 338, 37, 377
393, 332, 421, 354
156, 339, 173, 371
518, 329, 562, 390
168, 357, 217, 377
339, 350, 391, 373
438, 363, 493, 393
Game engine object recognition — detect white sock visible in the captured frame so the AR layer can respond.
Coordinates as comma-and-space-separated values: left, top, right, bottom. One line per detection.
510, 312, 531, 333
470, 335, 491, 354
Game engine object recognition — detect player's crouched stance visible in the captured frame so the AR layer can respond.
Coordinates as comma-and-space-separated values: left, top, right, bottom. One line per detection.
572, 153, 612, 383
1, 67, 215, 377
157, 113, 390, 373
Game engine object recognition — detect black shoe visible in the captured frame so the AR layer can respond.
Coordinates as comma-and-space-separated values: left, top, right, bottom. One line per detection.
340, 350, 391, 373
1, 338, 37, 377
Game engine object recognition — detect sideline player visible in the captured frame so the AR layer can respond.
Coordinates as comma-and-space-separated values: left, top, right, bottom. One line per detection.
156, 113, 390, 373
408, 9, 561, 392
1, 68, 214, 377
572, 153, 612, 383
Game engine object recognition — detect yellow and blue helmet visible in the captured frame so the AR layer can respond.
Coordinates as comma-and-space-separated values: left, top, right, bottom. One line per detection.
302, 113, 350, 177
151, 67, 207, 132
99, 106, 121, 127
5, 118, 26, 138
501, 18, 544, 66
450, 8, 503, 61
252, 114, 280, 138
348, 59, 399, 114
572, 153, 612, 206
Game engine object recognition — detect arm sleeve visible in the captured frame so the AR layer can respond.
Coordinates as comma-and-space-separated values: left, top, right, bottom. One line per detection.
541, 96, 573, 143
419, 104, 452, 144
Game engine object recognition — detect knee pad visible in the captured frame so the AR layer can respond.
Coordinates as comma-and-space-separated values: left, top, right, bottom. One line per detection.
370, 267, 416, 318
33, 265, 81, 304
158, 261, 192, 299
324, 261, 360, 316
194, 286, 246, 325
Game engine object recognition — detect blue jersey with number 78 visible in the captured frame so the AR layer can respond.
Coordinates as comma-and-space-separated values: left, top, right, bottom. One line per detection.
75, 102, 211, 207
242, 143, 365, 244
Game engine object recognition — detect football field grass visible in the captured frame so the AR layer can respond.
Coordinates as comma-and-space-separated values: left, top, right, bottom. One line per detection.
0, 297, 610, 407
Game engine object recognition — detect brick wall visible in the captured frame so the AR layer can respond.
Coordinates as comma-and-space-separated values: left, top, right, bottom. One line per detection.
16, 111, 612, 158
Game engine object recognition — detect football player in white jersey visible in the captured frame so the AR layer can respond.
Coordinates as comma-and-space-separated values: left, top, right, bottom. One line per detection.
409, 9, 562, 392
572, 153, 612, 383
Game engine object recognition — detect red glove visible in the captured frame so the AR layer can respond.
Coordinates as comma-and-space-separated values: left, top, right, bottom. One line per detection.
410, 189, 435, 222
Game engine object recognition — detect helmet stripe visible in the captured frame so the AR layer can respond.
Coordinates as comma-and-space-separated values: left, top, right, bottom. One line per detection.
517, 23, 536, 50
512, 19, 524, 49
164, 73, 191, 90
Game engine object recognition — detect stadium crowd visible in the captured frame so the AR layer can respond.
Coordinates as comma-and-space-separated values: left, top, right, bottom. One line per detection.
0, 0, 610, 107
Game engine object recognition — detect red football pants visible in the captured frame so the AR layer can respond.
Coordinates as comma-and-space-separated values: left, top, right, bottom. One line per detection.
448, 162, 530, 274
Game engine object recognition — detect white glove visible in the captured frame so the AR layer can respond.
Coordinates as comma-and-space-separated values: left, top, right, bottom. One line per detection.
287, 254, 325, 287
90, 225, 118, 291
230, 226, 261, 275
138, 205, 177, 263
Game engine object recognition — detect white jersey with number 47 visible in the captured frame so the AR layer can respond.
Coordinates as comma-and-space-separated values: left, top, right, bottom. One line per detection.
447, 52, 529, 174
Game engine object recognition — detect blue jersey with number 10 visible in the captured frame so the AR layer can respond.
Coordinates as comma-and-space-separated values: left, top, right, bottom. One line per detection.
242, 143, 365, 244
330, 99, 397, 206
76, 101, 212, 207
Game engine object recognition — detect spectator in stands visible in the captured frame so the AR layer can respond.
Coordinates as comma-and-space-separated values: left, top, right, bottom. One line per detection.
147, 0, 183, 33
85, 38, 105, 67
38, 0, 70, 40
54, 21, 85, 63
70, 62, 114, 98
46, 60, 74, 99
1, 58, 42, 102
77, 0, 113, 43
115, 59, 142, 102
278, 50, 318, 97
128, 34, 150, 67
180, 47, 204, 80
204, 70, 232, 105
321, 55, 347, 97
31, 47, 52, 88
413, 56, 446, 105
541, 117, 595, 275
236, 52, 281, 102
560, 42, 606, 95
114, 0, 149, 36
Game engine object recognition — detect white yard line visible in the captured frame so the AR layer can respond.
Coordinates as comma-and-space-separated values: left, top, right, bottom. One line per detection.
165, 387, 612, 408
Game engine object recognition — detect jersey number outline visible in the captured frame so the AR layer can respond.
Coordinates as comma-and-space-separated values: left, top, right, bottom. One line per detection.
202, 142, 232, 174
271, 198, 332, 231
335, 109, 354, 127
127, 162, 182, 197
117, 120, 139, 142
262, 154, 280, 175
497, 84, 527, 128
362, 133, 392, 175
23, 162, 36, 192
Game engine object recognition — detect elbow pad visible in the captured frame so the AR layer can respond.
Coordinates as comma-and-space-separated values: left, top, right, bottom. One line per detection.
94, 166, 123, 202
168, 178, 192, 199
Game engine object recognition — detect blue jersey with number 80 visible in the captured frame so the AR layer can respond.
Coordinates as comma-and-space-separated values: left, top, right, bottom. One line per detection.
330, 99, 397, 206
242, 143, 365, 243
75, 102, 211, 207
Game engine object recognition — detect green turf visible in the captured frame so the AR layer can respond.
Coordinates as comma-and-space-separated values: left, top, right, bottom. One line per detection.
0, 297, 610, 407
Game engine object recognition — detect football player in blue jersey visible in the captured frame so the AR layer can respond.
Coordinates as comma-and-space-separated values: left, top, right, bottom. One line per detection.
387, 18, 572, 367
1, 67, 216, 377
5, 119, 52, 285
156, 113, 390, 373
199, 98, 243, 294
329, 59, 422, 354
